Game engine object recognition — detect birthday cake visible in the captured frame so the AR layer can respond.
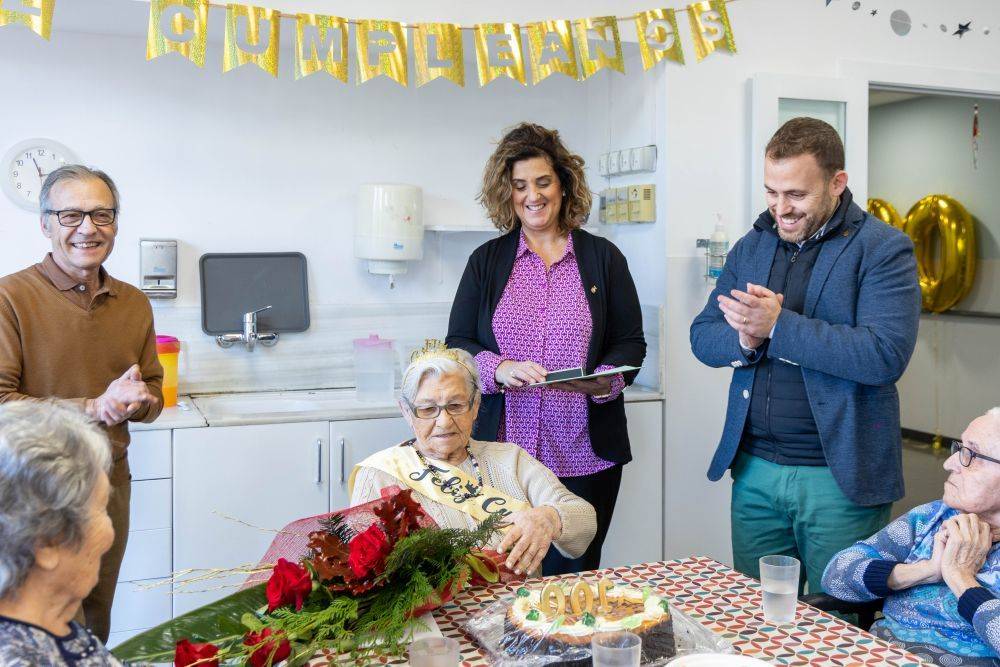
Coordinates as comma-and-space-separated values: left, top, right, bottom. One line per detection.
501, 580, 676, 665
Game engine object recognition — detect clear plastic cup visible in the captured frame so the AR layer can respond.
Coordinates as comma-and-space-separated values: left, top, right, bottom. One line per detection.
591, 631, 641, 667
759, 554, 801, 624
408, 637, 460, 667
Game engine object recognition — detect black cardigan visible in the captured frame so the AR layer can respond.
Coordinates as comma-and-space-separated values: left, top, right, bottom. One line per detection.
446, 227, 646, 466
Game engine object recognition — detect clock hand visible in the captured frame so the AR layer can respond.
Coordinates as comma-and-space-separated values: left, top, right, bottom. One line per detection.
31, 156, 42, 178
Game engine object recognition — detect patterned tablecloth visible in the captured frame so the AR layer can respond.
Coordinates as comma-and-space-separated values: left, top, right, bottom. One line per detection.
324, 557, 925, 666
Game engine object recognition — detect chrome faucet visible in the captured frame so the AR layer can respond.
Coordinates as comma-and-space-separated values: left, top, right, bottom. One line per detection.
216, 305, 279, 351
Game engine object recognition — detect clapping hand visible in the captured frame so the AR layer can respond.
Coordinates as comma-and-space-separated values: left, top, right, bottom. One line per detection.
88, 364, 157, 426
717, 283, 784, 349
941, 513, 993, 596
499, 506, 562, 575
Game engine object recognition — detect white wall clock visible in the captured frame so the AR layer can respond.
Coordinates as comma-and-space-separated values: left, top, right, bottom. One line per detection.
2, 138, 79, 212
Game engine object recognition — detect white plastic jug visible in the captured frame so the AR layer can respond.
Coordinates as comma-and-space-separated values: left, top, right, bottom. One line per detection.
353, 334, 395, 403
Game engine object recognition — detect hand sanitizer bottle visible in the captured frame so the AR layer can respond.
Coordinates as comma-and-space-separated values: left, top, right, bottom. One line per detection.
708, 215, 728, 280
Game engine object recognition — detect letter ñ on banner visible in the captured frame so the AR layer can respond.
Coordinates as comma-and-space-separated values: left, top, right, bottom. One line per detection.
0, 0, 54, 40
474, 23, 526, 87
573, 16, 624, 79
635, 8, 684, 69
356, 19, 407, 86
414, 23, 464, 87
295, 13, 348, 81
224, 4, 281, 76
527, 20, 579, 84
688, 0, 736, 62
147, 0, 208, 66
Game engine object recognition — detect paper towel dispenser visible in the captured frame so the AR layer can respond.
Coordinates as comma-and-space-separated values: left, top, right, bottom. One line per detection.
140, 239, 177, 299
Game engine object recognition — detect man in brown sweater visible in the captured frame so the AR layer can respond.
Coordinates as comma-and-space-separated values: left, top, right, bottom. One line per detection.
0, 165, 163, 642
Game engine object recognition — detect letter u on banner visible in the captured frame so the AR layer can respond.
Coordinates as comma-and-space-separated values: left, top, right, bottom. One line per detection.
414, 23, 464, 87
474, 23, 526, 86
356, 19, 407, 87
224, 4, 281, 77
635, 8, 684, 69
295, 13, 348, 81
688, 0, 737, 62
526, 20, 579, 84
573, 16, 624, 79
147, 0, 208, 66
0, 0, 54, 39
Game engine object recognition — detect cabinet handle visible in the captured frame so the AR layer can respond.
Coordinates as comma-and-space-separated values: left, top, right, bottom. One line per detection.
315, 439, 322, 485
339, 437, 346, 484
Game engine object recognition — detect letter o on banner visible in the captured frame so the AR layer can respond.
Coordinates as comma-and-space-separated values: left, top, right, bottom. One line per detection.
903, 194, 977, 313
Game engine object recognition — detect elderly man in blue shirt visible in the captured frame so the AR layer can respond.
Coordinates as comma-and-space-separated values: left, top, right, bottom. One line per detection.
690, 117, 921, 592
823, 408, 1000, 666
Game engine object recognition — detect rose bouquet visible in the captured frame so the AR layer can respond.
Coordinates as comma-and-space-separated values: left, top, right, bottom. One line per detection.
112, 488, 508, 666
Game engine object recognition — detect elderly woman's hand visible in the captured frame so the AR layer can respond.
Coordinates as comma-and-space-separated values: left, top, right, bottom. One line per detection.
496, 360, 548, 388
941, 513, 993, 596
499, 506, 562, 575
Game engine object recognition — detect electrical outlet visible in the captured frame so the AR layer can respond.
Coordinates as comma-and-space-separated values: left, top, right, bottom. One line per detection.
629, 148, 641, 172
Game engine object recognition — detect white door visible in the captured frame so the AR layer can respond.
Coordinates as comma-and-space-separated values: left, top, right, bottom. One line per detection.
173, 422, 329, 614
330, 417, 413, 510
600, 401, 664, 569
750, 73, 868, 220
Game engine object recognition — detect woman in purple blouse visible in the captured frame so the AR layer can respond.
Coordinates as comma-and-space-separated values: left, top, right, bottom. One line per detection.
447, 123, 646, 575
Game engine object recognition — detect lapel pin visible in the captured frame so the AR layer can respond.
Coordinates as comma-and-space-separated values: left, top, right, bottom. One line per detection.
590, 285, 597, 294
842, 230, 850, 237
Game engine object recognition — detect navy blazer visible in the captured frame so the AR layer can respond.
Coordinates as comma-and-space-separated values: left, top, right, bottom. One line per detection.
690, 193, 921, 506
447, 226, 646, 465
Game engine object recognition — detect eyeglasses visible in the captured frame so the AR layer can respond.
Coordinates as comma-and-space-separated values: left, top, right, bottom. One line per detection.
404, 398, 474, 420
44, 208, 117, 227
950, 441, 1000, 468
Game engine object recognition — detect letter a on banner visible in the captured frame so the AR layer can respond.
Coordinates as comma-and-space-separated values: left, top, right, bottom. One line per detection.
635, 8, 684, 69
414, 23, 464, 87
573, 16, 624, 79
356, 19, 407, 87
0, 0, 54, 40
224, 4, 281, 77
688, 0, 737, 62
474, 23, 526, 87
295, 14, 348, 81
147, 0, 208, 66
527, 20, 579, 84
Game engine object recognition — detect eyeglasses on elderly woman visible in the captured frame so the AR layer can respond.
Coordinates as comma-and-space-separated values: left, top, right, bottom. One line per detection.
950, 440, 1000, 468
402, 397, 474, 420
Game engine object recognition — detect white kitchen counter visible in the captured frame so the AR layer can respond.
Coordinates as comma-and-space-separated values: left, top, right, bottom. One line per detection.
133, 385, 663, 430
131, 396, 206, 431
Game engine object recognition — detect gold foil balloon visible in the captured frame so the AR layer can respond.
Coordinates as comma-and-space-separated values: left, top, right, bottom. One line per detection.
903, 195, 977, 313
867, 198, 904, 229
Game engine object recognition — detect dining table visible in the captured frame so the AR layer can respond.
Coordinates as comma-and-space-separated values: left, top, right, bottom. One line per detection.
322, 556, 926, 666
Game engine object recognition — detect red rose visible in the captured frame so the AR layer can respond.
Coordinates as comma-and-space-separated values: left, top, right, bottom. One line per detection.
174, 639, 219, 667
266, 557, 313, 612
348, 524, 391, 578
243, 628, 292, 667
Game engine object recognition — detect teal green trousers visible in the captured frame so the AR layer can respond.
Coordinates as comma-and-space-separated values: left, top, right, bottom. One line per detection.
730, 451, 892, 593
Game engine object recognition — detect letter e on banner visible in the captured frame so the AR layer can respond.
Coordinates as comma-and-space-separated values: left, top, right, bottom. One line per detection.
474, 23, 526, 86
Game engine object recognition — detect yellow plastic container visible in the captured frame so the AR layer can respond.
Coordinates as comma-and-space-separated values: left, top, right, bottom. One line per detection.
156, 335, 180, 408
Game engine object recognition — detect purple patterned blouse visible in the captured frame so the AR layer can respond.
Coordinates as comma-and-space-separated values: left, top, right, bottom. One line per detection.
474, 233, 624, 478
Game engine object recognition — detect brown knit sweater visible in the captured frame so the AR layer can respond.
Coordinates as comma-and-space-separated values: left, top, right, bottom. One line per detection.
0, 254, 163, 467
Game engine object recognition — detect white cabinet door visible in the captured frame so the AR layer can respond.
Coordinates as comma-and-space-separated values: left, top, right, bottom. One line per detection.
173, 422, 329, 614
330, 417, 413, 510
600, 401, 664, 569
750, 73, 868, 219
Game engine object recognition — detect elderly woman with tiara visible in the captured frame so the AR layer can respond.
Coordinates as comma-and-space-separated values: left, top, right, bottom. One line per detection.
350, 340, 597, 577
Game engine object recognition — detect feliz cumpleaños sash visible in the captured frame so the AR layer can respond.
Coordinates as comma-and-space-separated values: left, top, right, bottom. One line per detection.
349, 441, 529, 523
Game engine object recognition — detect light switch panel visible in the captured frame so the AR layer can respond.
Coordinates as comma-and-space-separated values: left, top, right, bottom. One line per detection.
608, 150, 620, 175
598, 153, 608, 176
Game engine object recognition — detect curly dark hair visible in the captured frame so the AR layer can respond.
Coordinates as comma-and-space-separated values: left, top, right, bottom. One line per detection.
478, 123, 592, 233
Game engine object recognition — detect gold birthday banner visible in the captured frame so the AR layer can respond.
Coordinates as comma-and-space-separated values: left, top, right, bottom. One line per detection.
0, 0, 738, 85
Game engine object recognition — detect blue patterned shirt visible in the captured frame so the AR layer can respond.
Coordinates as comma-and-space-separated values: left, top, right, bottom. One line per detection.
822, 501, 1000, 658
0, 616, 120, 666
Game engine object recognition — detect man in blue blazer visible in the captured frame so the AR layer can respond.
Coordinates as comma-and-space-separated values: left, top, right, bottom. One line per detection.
690, 117, 921, 591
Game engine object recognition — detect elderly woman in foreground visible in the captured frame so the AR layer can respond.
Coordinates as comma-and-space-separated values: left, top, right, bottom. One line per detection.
350, 341, 597, 577
822, 408, 1000, 666
0, 402, 119, 665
